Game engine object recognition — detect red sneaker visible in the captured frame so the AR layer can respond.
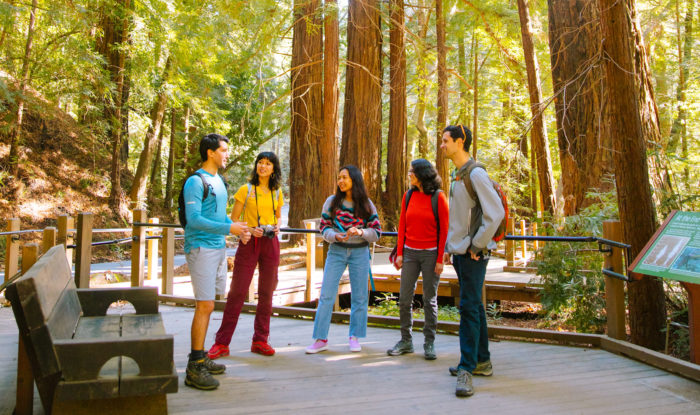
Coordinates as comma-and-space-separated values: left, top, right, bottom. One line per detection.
208, 343, 230, 360
251, 341, 275, 356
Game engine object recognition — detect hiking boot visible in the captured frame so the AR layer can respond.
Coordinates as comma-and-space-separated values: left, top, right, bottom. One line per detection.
207, 343, 230, 360
349, 336, 362, 352
423, 342, 437, 360
455, 369, 474, 397
387, 339, 414, 356
305, 339, 329, 354
202, 356, 226, 375
449, 360, 492, 376
251, 341, 275, 356
185, 358, 220, 390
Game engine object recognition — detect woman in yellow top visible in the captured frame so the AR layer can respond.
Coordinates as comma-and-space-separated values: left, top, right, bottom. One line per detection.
208, 152, 284, 358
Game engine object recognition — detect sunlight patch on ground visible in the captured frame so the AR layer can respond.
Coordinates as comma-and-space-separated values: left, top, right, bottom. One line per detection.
21, 200, 54, 221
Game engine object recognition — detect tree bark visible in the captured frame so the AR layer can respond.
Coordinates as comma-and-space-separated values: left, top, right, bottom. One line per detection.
435, 0, 449, 183
148, 115, 165, 207
384, 0, 407, 230
472, 35, 479, 159
340, 0, 382, 201
599, 0, 666, 350
181, 105, 190, 170
290, 0, 325, 233
412, 0, 431, 159
164, 107, 176, 211
129, 56, 172, 207
457, 31, 469, 126
517, 0, 556, 215
322, 0, 339, 197
670, 0, 692, 184
8, 0, 38, 183
548, 0, 612, 216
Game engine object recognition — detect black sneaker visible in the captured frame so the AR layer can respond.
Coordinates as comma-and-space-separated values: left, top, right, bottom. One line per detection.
185, 358, 220, 390
423, 342, 437, 360
387, 339, 414, 356
449, 360, 492, 376
202, 356, 226, 375
455, 369, 474, 397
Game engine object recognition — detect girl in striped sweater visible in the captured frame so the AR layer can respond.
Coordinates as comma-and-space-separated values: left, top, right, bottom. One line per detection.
306, 165, 382, 354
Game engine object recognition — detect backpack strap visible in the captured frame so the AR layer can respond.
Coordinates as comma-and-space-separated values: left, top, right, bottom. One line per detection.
459, 159, 486, 205
193, 172, 210, 200
431, 190, 441, 244
404, 188, 415, 211
241, 183, 254, 221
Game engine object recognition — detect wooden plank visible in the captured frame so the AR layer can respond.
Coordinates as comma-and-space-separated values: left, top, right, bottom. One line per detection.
130, 209, 146, 288
15, 244, 38, 415
76, 287, 158, 316
42, 227, 57, 255
121, 314, 166, 337
4, 218, 20, 284
45, 288, 81, 340
603, 220, 626, 340
74, 213, 94, 288
73, 316, 121, 339
161, 227, 174, 295
57, 215, 74, 268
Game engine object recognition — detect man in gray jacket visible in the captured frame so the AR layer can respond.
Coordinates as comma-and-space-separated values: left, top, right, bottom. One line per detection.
440, 124, 505, 397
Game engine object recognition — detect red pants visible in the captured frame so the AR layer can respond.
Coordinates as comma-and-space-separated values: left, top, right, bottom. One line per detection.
215, 236, 280, 344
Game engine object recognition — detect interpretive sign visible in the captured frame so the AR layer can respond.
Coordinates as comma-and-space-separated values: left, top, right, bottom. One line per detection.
630, 210, 700, 284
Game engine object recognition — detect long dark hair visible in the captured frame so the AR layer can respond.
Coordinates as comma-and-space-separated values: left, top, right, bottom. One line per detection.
410, 158, 442, 194
330, 165, 372, 222
249, 151, 282, 190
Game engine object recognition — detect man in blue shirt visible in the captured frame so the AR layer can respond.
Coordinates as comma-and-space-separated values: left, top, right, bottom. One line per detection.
184, 133, 250, 390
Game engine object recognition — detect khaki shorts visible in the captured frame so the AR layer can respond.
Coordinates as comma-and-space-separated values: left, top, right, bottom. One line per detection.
185, 247, 228, 301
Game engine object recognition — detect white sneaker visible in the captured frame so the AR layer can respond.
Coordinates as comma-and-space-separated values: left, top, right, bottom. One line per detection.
305, 339, 329, 354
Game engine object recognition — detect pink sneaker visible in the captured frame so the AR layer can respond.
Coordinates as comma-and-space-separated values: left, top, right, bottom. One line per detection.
349, 336, 361, 352
305, 339, 328, 354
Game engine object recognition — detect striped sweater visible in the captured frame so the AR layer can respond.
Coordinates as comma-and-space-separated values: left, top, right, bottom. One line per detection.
319, 195, 381, 245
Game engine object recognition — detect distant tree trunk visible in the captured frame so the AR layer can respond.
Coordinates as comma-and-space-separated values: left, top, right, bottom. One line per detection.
119, 45, 131, 167
384, 0, 407, 230
599, 0, 666, 350
670, 0, 692, 184
548, 0, 611, 216
340, 0, 382, 201
0, 0, 15, 53
148, 116, 165, 207
517, 0, 556, 215
164, 107, 176, 211
8, 0, 38, 184
435, 0, 449, 185
412, 0, 431, 159
98, 0, 131, 213
129, 56, 172, 207
472, 35, 479, 159
322, 0, 339, 196
457, 31, 469, 125
290, 0, 324, 234
181, 105, 190, 170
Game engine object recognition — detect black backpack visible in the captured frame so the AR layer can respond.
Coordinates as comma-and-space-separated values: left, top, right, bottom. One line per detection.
177, 172, 227, 227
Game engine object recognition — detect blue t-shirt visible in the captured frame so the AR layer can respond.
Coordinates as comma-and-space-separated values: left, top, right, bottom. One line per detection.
183, 169, 232, 253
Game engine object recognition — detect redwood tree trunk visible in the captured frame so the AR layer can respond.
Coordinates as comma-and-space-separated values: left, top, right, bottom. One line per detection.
548, 0, 612, 216
129, 56, 172, 206
290, 0, 325, 233
384, 0, 407, 230
164, 107, 176, 211
517, 0, 556, 215
599, 0, 666, 350
322, 0, 339, 197
435, 0, 449, 182
412, 0, 431, 159
340, 0, 382, 201
472, 35, 479, 159
148, 117, 165, 207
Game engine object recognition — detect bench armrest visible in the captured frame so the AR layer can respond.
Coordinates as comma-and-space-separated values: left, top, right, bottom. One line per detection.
53, 335, 174, 381
76, 287, 158, 316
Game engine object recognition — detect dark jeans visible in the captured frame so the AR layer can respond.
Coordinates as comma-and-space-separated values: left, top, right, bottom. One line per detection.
453, 253, 490, 372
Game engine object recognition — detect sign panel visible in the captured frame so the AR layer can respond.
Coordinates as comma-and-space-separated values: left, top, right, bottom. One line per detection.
631, 211, 700, 284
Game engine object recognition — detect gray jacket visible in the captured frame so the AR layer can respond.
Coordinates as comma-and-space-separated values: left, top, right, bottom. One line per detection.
445, 162, 505, 256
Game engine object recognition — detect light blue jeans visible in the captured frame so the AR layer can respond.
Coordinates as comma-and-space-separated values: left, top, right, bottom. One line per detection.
312, 243, 370, 340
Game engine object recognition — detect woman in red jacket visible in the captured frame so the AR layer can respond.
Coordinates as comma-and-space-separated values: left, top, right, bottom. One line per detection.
387, 158, 449, 360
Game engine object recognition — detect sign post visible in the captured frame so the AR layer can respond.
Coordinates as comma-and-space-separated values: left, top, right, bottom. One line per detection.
630, 210, 700, 363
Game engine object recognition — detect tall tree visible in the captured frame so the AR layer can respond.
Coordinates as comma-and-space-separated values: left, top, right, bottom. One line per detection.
599, 0, 666, 349
340, 0, 382, 200
384, 0, 407, 230
471, 35, 479, 159
670, 0, 693, 184
97, 0, 132, 213
411, 0, 431, 159
435, 0, 449, 182
148, 117, 165, 208
322, 0, 339, 196
8, 0, 38, 185
129, 55, 172, 206
164, 107, 176, 211
289, 0, 325, 232
517, 0, 556, 215
548, 0, 611, 216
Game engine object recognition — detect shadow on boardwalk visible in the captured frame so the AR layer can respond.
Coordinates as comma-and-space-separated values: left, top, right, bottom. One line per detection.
1, 305, 699, 414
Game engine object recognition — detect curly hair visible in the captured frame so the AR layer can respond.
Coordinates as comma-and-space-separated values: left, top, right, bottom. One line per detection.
410, 158, 442, 194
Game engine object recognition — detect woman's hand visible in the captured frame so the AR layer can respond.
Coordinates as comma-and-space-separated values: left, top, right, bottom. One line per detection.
434, 262, 444, 276
274, 224, 280, 236
394, 255, 403, 270
335, 233, 349, 242
346, 227, 363, 237
251, 226, 264, 238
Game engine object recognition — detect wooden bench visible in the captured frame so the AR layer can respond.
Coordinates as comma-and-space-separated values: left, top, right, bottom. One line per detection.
6, 245, 178, 414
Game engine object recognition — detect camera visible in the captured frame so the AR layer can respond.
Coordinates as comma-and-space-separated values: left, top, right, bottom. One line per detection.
260, 225, 276, 239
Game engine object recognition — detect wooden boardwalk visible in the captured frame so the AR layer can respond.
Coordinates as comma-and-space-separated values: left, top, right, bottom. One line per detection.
1, 305, 699, 414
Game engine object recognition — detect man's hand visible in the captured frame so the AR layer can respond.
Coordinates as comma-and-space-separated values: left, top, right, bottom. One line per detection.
434, 262, 444, 276
394, 255, 403, 270
335, 232, 349, 242
443, 252, 452, 265
230, 222, 251, 244
468, 248, 480, 261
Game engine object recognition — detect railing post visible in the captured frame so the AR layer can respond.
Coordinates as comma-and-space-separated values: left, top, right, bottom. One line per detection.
42, 227, 57, 254
147, 217, 159, 280
131, 209, 146, 287
520, 219, 527, 264
532, 222, 539, 251
603, 220, 626, 340
75, 213, 94, 288
16, 243, 38, 415
57, 215, 74, 268
4, 218, 20, 284
305, 221, 315, 303
506, 216, 515, 267
162, 227, 174, 295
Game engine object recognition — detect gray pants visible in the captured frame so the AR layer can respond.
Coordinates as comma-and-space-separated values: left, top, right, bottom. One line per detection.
399, 248, 440, 343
